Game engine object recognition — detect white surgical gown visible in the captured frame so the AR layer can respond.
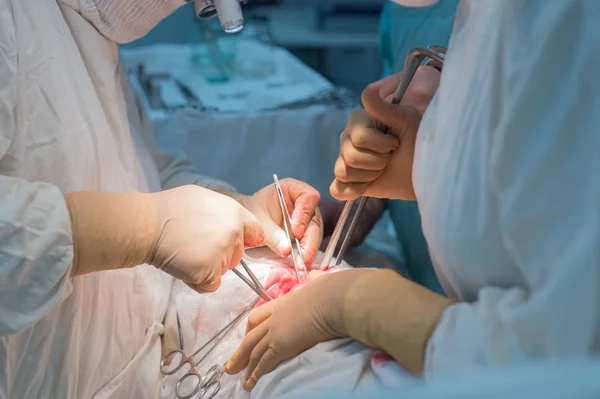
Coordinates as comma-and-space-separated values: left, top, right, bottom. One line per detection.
414, 0, 600, 376
0, 1, 230, 397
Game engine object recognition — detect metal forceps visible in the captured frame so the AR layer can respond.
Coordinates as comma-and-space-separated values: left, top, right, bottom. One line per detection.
231, 259, 272, 302
320, 45, 447, 270
161, 298, 260, 399
273, 174, 309, 282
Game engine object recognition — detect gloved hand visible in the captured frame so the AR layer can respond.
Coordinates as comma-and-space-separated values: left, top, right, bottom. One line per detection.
225, 268, 454, 391
233, 178, 323, 265
224, 269, 365, 391
330, 66, 440, 201
319, 197, 386, 251
64, 185, 264, 292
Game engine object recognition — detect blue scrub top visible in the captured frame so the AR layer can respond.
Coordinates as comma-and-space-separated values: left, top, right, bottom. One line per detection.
379, 0, 458, 294
380, 0, 459, 75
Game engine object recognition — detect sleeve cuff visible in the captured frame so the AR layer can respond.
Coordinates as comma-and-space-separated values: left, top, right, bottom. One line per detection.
0, 181, 74, 335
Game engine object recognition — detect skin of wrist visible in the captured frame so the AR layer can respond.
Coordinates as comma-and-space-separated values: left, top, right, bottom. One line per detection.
341, 269, 455, 374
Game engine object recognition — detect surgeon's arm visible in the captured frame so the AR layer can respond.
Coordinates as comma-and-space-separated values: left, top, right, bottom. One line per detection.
0, 178, 74, 336
0, 9, 72, 336
79, 0, 186, 44
151, 139, 236, 193
423, 3, 600, 376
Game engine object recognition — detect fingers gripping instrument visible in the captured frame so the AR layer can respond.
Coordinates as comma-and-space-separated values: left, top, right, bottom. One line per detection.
273, 174, 309, 283
320, 46, 447, 270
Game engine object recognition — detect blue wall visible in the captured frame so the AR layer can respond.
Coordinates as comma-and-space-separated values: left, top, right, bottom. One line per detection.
123, 4, 199, 48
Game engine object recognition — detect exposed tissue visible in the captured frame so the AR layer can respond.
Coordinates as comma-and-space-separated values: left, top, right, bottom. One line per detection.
158, 249, 352, 399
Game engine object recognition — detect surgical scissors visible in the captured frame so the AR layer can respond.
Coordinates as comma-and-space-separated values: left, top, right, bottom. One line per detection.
273, 174, 309, 282
320, 46, 447, 270
161, 298, 259, 399
231, 259, 272, 302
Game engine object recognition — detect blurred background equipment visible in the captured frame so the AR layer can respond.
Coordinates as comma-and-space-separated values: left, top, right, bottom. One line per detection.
122, 0, 383, 92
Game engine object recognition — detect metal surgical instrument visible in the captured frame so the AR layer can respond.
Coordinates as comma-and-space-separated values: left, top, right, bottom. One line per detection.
320, 46, 447, 270
161, 298, 260, 399
231, 259, 272, 302
176, 311, 185, 350
273, 174, 309, 282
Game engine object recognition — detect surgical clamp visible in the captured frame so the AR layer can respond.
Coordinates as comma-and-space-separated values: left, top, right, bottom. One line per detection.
161, 298, 260, 399
273, 174, 309, 282
320, 46, 447, 270
176, 312, 185, 350
232, 259, 272, 302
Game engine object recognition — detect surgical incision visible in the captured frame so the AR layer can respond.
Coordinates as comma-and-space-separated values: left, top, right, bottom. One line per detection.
255, 266, 309, 306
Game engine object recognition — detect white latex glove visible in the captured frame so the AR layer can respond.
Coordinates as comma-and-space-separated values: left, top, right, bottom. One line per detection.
149, 186, 265, 292
65, 185, 264, 292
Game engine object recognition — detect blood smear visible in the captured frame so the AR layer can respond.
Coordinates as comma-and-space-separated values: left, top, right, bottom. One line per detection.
255, 267, 309, 307
371, 352, 394, 365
